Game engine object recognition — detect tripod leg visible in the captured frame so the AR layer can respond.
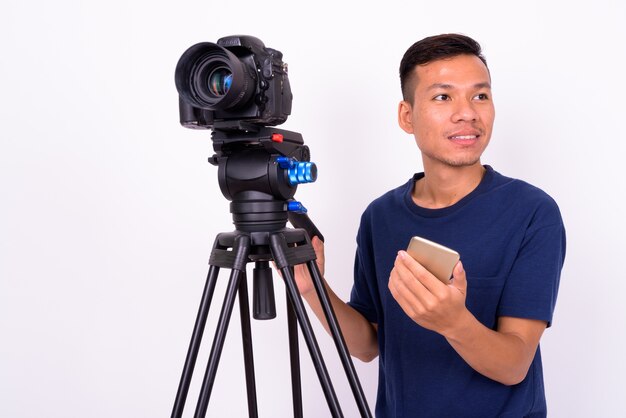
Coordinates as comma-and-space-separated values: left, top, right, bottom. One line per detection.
306, 260, 373, 418
193, 267, 244, 418
270, 235, 343, 418
194, 235, 251, 418
172, 265, 220, 418
286, 269, 303, 418
281, 265, 343, 418
238, 273, 259, 418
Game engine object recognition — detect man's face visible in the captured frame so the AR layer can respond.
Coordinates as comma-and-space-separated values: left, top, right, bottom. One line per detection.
398, 54, 495, 169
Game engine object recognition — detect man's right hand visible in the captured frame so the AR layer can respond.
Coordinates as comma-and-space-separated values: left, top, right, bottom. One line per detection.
287, 235, 379, 362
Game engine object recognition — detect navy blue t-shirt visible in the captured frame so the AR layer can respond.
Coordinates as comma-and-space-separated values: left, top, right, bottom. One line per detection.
348, 166, 566, 418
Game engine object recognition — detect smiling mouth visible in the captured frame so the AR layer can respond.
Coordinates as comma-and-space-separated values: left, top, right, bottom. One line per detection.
449, 135, 479, 140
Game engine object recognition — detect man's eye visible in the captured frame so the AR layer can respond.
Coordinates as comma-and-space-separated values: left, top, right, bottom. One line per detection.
474, 93, 489, 100
433, 94, 450, 101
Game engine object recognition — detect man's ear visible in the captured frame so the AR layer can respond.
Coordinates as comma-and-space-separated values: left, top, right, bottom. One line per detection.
398, 100, 414, 134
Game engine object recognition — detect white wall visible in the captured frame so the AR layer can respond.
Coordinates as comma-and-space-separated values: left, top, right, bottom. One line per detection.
1, 1, 624, 417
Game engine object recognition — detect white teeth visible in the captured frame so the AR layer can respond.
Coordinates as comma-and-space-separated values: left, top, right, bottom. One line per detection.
451, 135, 477, 140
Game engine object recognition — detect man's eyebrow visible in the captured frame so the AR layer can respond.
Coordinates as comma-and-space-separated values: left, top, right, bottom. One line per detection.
474, 82, 492, 89
427, 82, 492, 91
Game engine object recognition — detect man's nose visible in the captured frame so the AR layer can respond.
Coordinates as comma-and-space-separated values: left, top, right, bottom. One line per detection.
451, 99, 478, 122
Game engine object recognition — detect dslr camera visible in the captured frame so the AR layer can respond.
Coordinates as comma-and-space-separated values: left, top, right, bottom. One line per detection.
175, 35, 293, 130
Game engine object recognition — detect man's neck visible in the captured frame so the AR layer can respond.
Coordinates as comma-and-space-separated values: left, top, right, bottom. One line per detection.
412, 162, 486, 209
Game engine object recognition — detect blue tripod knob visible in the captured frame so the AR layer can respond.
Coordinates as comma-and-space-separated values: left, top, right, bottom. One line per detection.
276, 156, 317, 185
287, 201, 308, 213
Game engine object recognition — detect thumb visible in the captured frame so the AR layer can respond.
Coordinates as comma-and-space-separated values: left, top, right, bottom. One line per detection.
311, 236, 325, 275
451, 261, 467, 294
312, 236, 324, 255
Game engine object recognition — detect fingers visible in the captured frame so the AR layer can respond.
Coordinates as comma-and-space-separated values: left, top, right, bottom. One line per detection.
389, 253, 435, 309
389, 251, 466, 309
396, 251, 447, 296
388, 266, 422, 317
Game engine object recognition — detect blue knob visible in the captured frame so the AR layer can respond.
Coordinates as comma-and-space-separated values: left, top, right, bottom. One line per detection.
276, 157, 317, 186
287, 201, 308, 213
276, 156, 294, 169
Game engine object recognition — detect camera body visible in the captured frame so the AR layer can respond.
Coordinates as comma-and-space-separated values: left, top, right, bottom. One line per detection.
175, 35, 292, 130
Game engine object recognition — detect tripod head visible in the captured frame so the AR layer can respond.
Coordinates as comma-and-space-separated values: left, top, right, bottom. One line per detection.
208, 125, 321, 238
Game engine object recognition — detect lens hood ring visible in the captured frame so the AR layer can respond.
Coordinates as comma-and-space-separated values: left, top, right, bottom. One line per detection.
175, 42, 256, 111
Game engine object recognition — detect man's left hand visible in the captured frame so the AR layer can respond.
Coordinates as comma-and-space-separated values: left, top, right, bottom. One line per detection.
388, 250, 468, 335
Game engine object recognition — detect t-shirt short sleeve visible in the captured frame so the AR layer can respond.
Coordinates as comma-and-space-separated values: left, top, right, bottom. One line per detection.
497, 199, 566, 326
347, 211, 381, 324
348, 246, 380, 324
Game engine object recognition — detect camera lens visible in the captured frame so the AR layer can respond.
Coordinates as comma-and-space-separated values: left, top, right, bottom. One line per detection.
208, 67, 233, 97
175, 42, 256, 111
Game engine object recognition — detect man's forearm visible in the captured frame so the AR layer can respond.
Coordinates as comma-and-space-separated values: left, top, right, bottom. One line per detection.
302, 281, 378, 362
443, 311, 547, 386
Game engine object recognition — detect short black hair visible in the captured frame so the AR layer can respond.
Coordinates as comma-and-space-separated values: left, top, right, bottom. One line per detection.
399, 34, 488, 103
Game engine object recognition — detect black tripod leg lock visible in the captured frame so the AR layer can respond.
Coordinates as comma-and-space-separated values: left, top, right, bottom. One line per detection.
270, 233, 317, 270
209, 234, 251, 271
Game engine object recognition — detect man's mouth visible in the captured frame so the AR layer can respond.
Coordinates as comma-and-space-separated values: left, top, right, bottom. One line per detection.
447, 129, 483, 144
449, 135, 479, 140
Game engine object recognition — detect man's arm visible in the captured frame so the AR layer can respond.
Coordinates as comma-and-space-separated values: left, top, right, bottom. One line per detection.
446, 315, 546, 385
389, 250, 546, 385
293, 237, 379, 362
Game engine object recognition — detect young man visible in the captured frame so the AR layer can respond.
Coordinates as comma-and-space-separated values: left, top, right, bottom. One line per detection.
295, 34, 566, 417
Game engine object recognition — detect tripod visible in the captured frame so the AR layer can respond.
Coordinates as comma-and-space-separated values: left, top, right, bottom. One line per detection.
171, 226, 373, 417
169, 125, 373, 417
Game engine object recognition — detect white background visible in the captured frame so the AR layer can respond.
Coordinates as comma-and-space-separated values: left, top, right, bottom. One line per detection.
1, 1, 625, 417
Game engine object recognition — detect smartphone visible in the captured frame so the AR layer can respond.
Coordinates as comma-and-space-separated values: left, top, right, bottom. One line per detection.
406, 236, 460, 285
